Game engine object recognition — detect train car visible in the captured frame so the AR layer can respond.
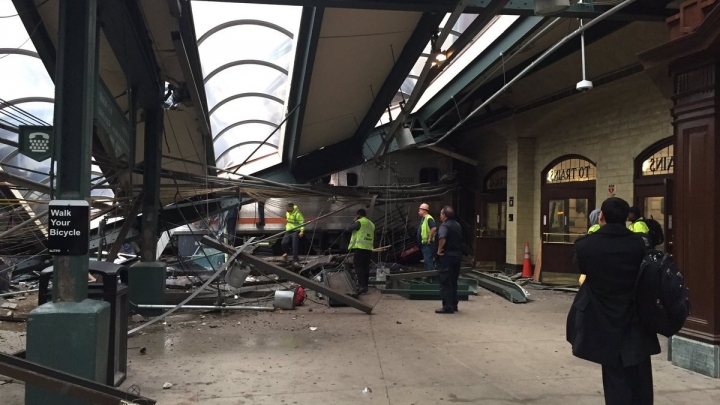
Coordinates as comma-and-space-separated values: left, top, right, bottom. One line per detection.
235, 149, 455, 258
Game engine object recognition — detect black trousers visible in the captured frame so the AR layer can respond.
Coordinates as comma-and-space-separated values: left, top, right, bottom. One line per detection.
281, 232, 300, 262
352, 249, 372, 289
438, 255, 461, 311
601, 357, 653, 405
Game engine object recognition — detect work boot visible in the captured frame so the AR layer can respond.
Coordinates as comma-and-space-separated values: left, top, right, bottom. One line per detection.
454, 307, 459, 312
358, 286, 369, 294
435, 308, 454, 314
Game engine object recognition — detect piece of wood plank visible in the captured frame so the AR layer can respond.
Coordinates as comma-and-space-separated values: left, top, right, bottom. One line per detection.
239, 253, 373, 314
0, 315, 27, 322
533, 247, 542, 282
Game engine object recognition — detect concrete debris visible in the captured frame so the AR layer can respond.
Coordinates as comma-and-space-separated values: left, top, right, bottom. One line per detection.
6, 311, 12, 317
16, 296, 26, 301
396, 321, 402, 324
131, 314, 145, 323
201, 322, 207, 326
309, 327, 318, 331
162, 382, 172, 389
209, 325, 219, 329
1, 302, 18, 310
362, 387, 372, 394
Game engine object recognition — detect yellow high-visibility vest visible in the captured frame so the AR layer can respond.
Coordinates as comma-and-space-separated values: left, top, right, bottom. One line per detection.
348, 217, 375, 250
628, 218, 649, 234
420, 215, 435, 244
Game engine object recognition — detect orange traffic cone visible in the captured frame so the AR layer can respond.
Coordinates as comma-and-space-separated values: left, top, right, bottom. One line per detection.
522, 242, 533, 278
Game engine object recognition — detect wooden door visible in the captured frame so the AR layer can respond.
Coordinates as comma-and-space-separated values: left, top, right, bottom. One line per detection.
541, 185, 595, 283
474, 193, 506, 266
634, 181, 674, 255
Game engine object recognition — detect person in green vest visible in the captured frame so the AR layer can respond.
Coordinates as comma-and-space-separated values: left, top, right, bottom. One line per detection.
588, 208, 602, 234
627, 206, 650, 234
416, 203, 437, 271
579, 209, 604, 286
282, 202, 305, 267
347, 208, 375, 294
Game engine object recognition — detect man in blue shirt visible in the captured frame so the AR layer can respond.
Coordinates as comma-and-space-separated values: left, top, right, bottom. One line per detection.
436, 206, 463, 314
416, 203, 437, 271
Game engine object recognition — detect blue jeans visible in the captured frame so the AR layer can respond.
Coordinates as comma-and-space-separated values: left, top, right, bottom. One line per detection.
282, 232, 300, 262
420, 244, 436, 271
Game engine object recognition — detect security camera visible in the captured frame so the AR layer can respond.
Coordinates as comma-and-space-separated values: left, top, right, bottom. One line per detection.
576, 79, 593, 93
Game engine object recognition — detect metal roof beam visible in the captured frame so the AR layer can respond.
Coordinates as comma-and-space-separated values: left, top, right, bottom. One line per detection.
98, 0, 163, 110
445, 20, 631, 128
468, 0, 674, 21
177, 0, 215, 174
191, 0, 457, 12
416, 16, 545, 122
283, 7, 324, 171
289, 10, 446, 182
11, 0, 57, 80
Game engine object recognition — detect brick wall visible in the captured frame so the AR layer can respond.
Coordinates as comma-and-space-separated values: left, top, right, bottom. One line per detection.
454, 72, 673, 266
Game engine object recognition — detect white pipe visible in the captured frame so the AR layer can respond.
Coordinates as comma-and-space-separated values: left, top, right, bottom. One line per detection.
136, 304, 274, 311
0, 289, 39, 298
424, 0, 637, 146
580, 19, 587, 81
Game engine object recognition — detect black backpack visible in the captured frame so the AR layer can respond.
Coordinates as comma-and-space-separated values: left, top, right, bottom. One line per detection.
634, 250, 690, 337
644, 217, 664, 247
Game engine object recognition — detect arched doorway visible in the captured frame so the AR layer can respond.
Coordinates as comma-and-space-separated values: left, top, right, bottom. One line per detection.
474, 167, 507, 268
634, 137, 673, 253
541, 155, 596, 284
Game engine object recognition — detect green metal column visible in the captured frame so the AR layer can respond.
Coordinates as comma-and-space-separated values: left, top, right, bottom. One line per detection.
25, 1, 110, 404
129, 107, 166, 315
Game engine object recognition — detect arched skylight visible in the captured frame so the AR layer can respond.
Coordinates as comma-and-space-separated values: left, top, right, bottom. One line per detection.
191, 1, 301, 174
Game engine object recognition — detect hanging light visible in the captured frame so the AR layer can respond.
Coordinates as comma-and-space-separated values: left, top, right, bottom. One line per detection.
534, 0, 571, 16
434, 50, 448, 63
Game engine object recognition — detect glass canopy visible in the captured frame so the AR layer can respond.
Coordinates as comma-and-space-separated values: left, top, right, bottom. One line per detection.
191, 1, 302, 174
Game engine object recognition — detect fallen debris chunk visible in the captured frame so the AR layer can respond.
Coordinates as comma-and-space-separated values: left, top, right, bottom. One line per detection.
209, 325, 219, 329
362, 387, 372, 394
131, 314, 145, 323
396, 321, 402, 324
162, 382, 172, 389
309, 327, 318, 331
0, 302, 18, 310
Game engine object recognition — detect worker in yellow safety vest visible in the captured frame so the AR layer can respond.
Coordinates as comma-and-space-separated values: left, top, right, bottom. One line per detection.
417, 203, 437, 271
627, 206, 650, 234
347, 208, 375, 294
579, 208, 604, 286
282, 202, 305, 267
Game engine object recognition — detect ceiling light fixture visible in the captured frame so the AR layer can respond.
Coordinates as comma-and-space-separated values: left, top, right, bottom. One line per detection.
434, 50, 448, 63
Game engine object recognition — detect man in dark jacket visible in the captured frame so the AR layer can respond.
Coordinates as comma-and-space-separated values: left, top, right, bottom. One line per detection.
567, 197, 660, 405
435, 206, 462, 314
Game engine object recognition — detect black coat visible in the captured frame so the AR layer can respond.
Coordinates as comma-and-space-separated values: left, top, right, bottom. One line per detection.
566, 223, 660, 367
